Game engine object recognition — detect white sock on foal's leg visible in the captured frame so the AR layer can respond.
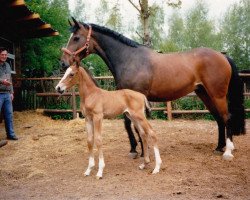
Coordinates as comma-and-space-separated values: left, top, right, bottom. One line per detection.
84, 156, 95, 176
96, 156, 105, 179
223, 138, 235, 160
152, 146, 162, 174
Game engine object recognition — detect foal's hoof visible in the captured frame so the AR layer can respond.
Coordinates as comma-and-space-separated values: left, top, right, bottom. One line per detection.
152, 168, 160, 174
139, 163, 145, 170
96, 176, 103, 180
223, 153, 234, 161
128, 152, 138, 159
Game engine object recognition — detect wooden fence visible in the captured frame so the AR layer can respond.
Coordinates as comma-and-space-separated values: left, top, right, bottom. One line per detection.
14, 73, 250, 120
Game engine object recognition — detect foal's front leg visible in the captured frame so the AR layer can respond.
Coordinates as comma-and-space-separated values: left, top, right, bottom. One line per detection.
84, 117, 95, 176
93, 114, 105, 179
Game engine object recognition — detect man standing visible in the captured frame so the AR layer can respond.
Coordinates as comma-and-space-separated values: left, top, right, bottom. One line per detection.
0, 47, 18, 140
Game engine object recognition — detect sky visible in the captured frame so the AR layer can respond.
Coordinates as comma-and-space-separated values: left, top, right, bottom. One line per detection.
68, 0, 241, 35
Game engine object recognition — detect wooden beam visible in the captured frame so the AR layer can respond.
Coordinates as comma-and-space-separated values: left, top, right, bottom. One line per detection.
16, 13, 40, 22
10, 0, 25, 6
36, 24, 52, 30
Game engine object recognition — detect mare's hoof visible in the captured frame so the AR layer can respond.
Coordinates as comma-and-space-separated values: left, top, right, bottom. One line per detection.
223, 153, 234, 161
214, 147, 224, 155
128, 152, 138, 159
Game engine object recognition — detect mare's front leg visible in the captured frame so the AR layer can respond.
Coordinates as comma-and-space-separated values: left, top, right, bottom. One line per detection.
84, 116, 95, 176
93, 114, 105, 179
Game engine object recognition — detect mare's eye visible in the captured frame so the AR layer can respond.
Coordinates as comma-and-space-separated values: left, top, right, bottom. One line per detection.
73, 37, 79, 41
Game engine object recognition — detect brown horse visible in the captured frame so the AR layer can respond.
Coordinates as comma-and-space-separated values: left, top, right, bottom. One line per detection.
60, 18, 245, 160
55, 65, 162, 179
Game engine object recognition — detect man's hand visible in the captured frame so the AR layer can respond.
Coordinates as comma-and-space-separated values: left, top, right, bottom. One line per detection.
2, 79, 12, 86
11, 93, 14, 101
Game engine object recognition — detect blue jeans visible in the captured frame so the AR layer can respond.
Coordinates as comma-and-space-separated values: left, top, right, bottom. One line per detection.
0, 93, 16, 138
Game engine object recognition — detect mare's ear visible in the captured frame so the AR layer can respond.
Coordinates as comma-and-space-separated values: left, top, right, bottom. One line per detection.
72, 17, 80, 29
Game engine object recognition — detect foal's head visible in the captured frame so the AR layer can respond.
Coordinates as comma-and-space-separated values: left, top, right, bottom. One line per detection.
60, 17, 93, 69
56, 65, 79, 94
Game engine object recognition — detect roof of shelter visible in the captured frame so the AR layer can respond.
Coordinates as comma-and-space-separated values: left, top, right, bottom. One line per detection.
0, 0, 59, 40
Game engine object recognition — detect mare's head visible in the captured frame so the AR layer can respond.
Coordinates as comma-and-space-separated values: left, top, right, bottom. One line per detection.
55, 65, 80, 94
60, 17, 93, 69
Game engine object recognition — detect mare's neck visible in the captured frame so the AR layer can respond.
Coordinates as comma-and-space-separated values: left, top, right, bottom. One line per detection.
93, 32, 138, 79
78, 67, 99, 100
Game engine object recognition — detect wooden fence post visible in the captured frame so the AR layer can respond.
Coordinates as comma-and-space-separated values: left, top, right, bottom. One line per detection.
166, 101, 172, 121
72, 86, 77, 119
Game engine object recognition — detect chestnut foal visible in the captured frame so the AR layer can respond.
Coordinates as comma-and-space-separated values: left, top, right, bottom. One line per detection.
55, 65, 162, 179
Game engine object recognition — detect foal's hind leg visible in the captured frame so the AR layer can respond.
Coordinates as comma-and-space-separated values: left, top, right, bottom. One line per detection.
131, 113, 161, 174
84, 117, 95, 176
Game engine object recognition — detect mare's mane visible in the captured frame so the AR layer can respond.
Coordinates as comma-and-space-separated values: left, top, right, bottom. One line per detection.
69, 22, 140, 48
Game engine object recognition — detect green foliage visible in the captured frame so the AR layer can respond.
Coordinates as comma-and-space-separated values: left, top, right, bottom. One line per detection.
82, 54, 111, 76
244, 99, 250, 118
22, 0, 70, 77
220, 0, 250, 70
163, 0, 222, 53
106, 2, 123, 32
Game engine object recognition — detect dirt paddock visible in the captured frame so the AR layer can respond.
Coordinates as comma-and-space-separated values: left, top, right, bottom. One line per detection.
0, 111, 249, 200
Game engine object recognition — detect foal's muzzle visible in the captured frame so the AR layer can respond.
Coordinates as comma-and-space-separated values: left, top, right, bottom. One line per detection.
56, 86, 64, 94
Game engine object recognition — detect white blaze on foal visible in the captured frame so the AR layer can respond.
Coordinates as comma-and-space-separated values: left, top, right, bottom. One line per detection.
56, 65, 162, 179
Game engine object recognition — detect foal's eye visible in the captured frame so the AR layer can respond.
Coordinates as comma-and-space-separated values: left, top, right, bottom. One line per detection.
73, 37, 79, 41
69, 73, 74, 77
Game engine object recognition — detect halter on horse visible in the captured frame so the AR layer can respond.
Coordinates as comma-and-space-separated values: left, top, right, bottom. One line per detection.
56, 64, 162, 179
60, 17, 245, 161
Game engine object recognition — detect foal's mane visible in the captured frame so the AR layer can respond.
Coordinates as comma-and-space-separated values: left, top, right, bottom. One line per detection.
70, 22, 140, 48
80, 66, 99, 87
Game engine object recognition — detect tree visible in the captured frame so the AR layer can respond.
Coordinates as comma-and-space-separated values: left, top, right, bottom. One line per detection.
106, 1, 123, 32
166, 11, 185, 51
128, 0, 181, 46
183, 0, 222, 50
71, 0, 87, 21
220, 0, 250, 70
95, 0, 109, 25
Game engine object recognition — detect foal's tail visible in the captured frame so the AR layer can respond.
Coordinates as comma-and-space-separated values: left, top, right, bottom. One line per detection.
226, 56, 246, 135
144, 96, 151, 118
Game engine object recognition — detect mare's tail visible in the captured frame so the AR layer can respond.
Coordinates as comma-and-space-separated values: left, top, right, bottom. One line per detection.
144, 96, 151, 118
226, 56, 246, 135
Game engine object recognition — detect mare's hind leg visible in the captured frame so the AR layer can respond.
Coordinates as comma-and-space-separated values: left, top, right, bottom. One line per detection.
124, 115, 138, 158
134, 126, 144, 157
84, 116, 95, 176
195, 85, 226, 153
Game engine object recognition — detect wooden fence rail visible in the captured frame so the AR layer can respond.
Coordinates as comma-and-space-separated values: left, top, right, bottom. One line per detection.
14, 73, 250, 120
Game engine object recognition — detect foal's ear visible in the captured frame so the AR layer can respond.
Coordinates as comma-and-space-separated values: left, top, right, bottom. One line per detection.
72, 17, 80, 29
74, 60, 81, 68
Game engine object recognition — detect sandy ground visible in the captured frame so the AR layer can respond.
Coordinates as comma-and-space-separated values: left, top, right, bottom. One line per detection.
0, 111, 249, 200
